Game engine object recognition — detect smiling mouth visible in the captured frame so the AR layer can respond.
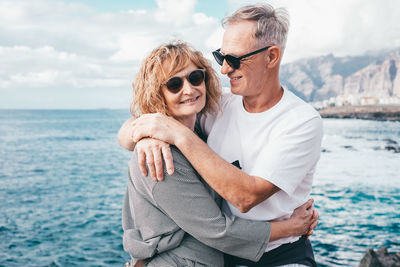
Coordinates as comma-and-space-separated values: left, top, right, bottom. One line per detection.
230, 75, 242, 81
180, 96, 200, 104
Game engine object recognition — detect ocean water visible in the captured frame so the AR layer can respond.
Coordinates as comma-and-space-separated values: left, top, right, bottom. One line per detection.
0, 110, 399, 267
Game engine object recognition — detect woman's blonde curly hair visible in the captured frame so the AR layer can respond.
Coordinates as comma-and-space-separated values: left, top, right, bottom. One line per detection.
130, 41, 221, 117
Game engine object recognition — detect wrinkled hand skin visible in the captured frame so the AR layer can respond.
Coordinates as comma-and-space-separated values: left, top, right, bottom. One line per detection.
290, 199, 319, 237
131, 113, 187, 180
136, 138, 174, 181
131, 113, 183, 145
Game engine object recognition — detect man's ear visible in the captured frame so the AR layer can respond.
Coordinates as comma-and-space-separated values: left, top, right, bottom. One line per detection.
265, 46, 281, 68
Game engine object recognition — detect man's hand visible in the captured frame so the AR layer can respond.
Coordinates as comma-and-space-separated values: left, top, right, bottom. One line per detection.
289, 199, 319, 237
136, 138, 174, 181
131, 113, 187, 145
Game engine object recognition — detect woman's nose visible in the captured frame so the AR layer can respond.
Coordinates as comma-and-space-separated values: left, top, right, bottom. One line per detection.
181, 79, 196, 94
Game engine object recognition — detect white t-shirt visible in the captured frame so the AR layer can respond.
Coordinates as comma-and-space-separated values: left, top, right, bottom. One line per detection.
199, 88, 323, 251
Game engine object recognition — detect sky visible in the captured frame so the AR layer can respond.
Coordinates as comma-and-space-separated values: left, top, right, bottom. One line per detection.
1, 0, 400, 109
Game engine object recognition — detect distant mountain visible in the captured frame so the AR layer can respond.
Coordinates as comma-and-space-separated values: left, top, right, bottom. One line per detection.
280, 48, 400, 103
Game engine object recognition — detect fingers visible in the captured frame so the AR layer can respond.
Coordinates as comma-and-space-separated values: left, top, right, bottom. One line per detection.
137, 148, 148, 177
136, 138, 175, 181
131, 113, 165, 143
306, 229, 314, 239
310, 218, 319, 230
313, 208, 319, 220
293, 198, 313, 214
307, 220, 318, 239
131, 117, 152, 143
307, 209, 319, 239
145, 149, 157, 180
304, 198, 314, 210
153, 146, 164, 181
162, 144, 174, 176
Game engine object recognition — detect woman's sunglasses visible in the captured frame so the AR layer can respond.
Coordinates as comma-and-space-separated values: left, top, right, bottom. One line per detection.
162, 69, 206, 93
212, 45, 271, 69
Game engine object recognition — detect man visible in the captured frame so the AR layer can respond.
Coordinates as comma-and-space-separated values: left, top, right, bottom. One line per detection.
119, 3, 322, 266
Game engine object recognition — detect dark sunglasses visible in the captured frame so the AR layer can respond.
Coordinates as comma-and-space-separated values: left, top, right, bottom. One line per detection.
212, 45, 271, 69
162, 69, 206, 93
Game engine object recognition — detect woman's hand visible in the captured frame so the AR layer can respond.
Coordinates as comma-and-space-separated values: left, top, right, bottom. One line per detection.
289, 199, 319, 237
269, 199, 318, 242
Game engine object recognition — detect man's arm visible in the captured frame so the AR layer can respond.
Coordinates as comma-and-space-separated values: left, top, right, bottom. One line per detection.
131, 114, 280, 213
130, 112, 322, 213
178, 127, 279, 212
149, 148, 316, 261
118, 118, 136, 151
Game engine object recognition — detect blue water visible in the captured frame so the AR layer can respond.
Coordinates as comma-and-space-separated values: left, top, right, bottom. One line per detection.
0, 110, 399, 266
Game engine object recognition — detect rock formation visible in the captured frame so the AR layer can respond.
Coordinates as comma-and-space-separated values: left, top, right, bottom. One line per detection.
359, 247, 400, 267
279, 48, 400, 103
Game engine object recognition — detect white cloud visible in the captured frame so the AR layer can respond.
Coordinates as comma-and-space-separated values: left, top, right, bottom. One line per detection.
0, 0, 221, 108
110, 35, 157, 62
193, 12, 216, 25
125, 9, 147, 15
155, 0, 197, 25
11, 71, 59, 86
205, 27, 224, 50
226, 0, 400, 63
1, 0, 400, 108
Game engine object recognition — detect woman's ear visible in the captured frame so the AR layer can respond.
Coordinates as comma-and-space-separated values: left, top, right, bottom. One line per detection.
265, 46, 281, 68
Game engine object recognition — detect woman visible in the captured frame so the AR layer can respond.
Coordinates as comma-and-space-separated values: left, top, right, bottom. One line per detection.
122, 41, 316, 267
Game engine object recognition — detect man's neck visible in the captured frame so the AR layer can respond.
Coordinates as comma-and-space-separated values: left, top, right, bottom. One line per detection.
242, 83, 284, 113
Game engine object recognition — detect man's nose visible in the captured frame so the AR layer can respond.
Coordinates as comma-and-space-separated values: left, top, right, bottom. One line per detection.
221, 59, 234, 75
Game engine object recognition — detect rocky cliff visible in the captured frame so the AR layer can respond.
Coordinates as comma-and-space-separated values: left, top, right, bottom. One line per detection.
359, 247, 400, 267
279, 48, 400, 103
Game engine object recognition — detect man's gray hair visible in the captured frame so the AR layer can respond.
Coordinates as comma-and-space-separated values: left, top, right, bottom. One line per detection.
222, 3, 289, 51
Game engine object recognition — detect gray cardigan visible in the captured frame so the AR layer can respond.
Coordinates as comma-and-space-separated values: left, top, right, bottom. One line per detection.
122, 147, 270, 266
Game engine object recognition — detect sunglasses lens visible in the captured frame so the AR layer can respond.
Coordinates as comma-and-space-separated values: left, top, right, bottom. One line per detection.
188, 70, 205, 86
212, 50, 240, 69
225, 55, 240, 69
212, 51, 224, 66
165, 77, 183, 93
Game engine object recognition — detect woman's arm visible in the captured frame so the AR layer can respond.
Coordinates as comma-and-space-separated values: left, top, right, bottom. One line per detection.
150, 148, 316, 262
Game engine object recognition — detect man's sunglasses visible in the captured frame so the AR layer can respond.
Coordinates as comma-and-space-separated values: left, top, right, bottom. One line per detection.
162, 69, 206, 93
212, 45, 271, 69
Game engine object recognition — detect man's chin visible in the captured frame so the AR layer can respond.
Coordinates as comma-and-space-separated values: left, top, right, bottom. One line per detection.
230, 86, 243, 96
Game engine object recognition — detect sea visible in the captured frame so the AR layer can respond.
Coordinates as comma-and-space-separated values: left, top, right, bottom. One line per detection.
0, 109, 399, 267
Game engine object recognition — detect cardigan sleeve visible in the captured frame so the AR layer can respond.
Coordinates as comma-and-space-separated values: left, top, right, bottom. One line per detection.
151, 148, 271, 261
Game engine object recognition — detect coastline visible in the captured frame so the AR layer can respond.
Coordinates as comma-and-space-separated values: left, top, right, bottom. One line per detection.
318, 105, 400, 121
